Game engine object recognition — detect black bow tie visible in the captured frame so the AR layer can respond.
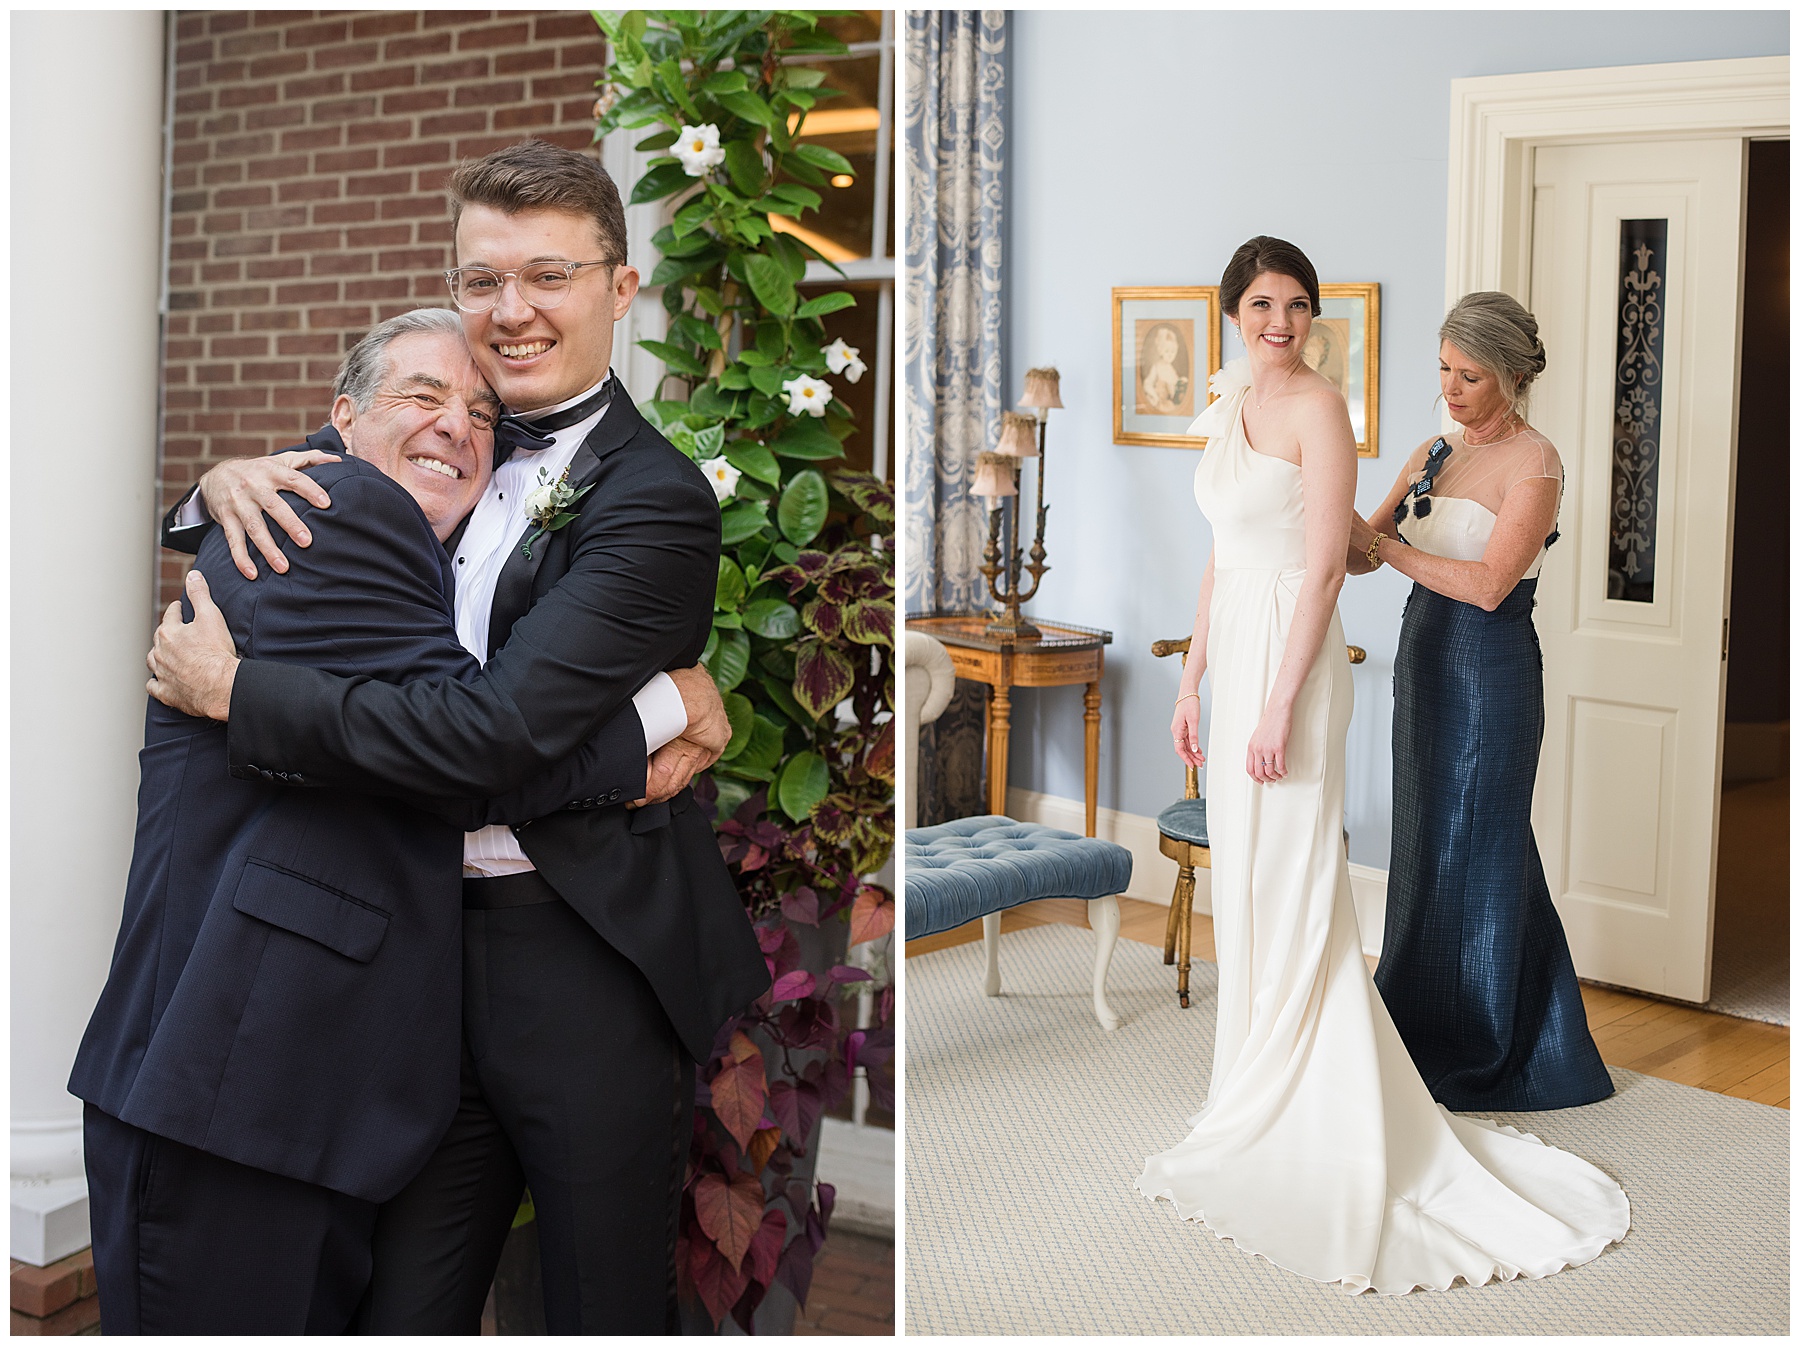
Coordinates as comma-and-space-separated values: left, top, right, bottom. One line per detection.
493, 378, 614, 466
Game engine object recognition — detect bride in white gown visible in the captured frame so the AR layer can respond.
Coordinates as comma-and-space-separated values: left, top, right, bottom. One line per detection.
1136, 237, 1630, 1294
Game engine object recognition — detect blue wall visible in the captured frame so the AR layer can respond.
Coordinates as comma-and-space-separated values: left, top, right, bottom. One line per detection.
1000, 11, 1788, 868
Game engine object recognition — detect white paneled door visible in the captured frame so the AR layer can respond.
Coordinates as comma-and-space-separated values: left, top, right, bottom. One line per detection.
1528, 137, 1747, 1000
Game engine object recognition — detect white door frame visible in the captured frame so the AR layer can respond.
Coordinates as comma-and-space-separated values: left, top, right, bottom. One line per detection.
1445, 55, 1788, 304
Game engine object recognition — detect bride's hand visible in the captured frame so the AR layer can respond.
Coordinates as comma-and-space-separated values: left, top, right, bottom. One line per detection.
1245, 706, 1292, 783
1171, 695, 1205, 769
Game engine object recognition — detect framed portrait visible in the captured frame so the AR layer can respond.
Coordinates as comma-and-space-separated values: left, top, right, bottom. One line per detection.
1113, 287, 1221, 448
1310, 283, 1381, 457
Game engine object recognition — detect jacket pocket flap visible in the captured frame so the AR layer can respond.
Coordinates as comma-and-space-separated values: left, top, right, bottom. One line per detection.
232, 860, 389, 963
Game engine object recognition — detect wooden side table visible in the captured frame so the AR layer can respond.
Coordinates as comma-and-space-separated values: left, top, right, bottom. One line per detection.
906, 612, 1113, 836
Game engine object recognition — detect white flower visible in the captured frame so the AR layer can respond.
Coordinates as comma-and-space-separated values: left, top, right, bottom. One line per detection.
673, 123, 725, 177
825, 338, 867, 385
781, 374, 833, 418
523, 481, 562, 519
703, 457, 742, 502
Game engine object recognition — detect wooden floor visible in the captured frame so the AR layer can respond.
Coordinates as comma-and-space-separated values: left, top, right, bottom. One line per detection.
907, 896, 1789, 1110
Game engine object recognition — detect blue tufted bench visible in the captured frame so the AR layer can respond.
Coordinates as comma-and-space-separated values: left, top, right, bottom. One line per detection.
906, 815, 1134, 1030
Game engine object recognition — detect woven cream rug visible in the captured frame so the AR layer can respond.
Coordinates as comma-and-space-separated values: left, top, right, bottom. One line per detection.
905, 925, 1789, 1335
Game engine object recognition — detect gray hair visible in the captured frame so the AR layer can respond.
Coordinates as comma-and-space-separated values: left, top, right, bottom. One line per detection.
1439, 291, 1547, 416
332, 307, 469, 412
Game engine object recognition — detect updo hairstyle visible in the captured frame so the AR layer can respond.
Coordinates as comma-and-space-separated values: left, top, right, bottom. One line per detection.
1438, 291, 1547, 416
1220, 236, 1321, 318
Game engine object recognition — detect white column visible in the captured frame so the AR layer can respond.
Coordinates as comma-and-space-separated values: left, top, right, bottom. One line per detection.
11, 9, 166, 1266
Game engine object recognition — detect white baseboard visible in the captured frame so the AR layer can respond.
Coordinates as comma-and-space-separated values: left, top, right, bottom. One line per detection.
1004, 788, 1391, 959
816, 1117, 893, 1238
12, 1177, 89, 1267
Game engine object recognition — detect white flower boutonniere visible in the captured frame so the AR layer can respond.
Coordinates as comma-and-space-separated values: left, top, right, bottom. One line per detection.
520, 465, 595, 560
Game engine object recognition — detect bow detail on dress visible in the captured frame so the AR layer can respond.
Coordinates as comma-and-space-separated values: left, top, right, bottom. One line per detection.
1188, 358, 1254, 441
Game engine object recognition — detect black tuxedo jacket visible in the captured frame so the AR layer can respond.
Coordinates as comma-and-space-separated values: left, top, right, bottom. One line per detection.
71, 450, 647, 1202
210, 385, 769, 1063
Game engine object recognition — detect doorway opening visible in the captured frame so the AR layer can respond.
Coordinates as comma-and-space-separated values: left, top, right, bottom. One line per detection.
1711, 137, 1789, 1025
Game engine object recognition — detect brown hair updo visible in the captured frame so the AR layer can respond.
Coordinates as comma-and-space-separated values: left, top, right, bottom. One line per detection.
1220, 236, 1321, 317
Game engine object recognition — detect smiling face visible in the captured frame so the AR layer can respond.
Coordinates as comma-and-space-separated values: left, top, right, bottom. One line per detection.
1150, 326, 1180, 364
454, 204, 640, 412
1231, 270, 1313, 366
329, 329, 498, 539
1439, 339, 1516, 434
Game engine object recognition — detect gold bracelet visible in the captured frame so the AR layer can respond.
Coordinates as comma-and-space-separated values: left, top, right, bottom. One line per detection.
1175, 692, 1199, 708
1365, 532, 1385, 570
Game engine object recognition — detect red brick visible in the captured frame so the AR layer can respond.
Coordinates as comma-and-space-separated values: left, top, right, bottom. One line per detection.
167, 314, 194, 335
196, 314, 236, 334
216, 132, 276, 158
377, 247, 449, 271
347, 225, 413, 248
170, 190, 209, 213
384, 141, 452, 168
254, 11, 290, 26
283, 19, 350, 48
176, 14, 205, 40
208, 387, 270, 409
559, 40, 605, 69
165, 339, 205, 360
197, 112, 238, 136
309, 252, 376, 276
173, 141, 210, 167
241, 412, 309, 434
531, 73, 595, 100
411, 275, 450, 298
312, 200, 380, 224
277, 283, 342, 305
382, 89, 452, 115
245, 104, 308, 130
346, 170, 412, 197
420, 111, 487, 137
175, 90, 213, 115
11, 1295, 100, 1335
238, 299, 304, 320
381, 194, 451, 220
212, 436, 277, 456
454, 81, 525, 108
169, 290, 205, 312
350, 66, 416, 93
215, 185, 274, 208
202, 163, 245, 185
212, 286, 272, 308
194, 363, 236, 384
306, 305, 374, 328
313, 96, 380, 123
344, 277, 416, 301
279, 228, 345, 253
212, 336, 272, 360
201, 262, 243, 284
535, 13, 596, 41
415, 165, 455, 192
304, 359, 347, 381
276, 382, 333, 405
496, 49, 557, 76
219, 82, 280, 109
352, 13, 419, 40
206, 12, 248, 35
421, 56, 490, 84
168, 264, 198, 287
559, 97, 599, 123
281, 126, 345, 152
494, 103, 557, 131
203, 211, 244, 235
534, 129, 592, 153
176, 38, 213, 65
219, 29, 282, 59
424, 10, 491, 28
313, 41, 382, 71
248, 154, 310, 180
314, 149, 379, 175
205, 59, 248, 84
346, 118, 416, 145
418, 220, 454, 245
278, 179, 341, 203
248, 206, 310, 231
451, 134, 520, 159
283, 73, 347, 101
214, 235, 276, 257
192, 412, 238, 433
247, 52, 308, 79
384, 32, 453, 61
10, 1250, 91, 1318
458, 21, 530, 50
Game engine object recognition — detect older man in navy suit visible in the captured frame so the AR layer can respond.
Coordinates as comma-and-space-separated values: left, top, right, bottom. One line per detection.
69, 309, 689, 1333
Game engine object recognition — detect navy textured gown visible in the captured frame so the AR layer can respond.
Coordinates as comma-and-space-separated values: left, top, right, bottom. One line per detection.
1373, 432, 1614, 1112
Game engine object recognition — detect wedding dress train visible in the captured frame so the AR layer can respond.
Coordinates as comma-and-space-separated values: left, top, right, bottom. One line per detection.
1135, 362, 1630, 1293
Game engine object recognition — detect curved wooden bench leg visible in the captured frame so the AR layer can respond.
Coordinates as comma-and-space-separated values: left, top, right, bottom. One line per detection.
981, 911, 1002, 997
1162, 862, 1187, 965
1090, 894, 1121, 1031
1175, 872, 1194, 1009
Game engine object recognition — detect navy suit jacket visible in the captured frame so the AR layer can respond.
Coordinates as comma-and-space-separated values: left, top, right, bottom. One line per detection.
70, 449, 646, 1202
221, 384, 771, 1064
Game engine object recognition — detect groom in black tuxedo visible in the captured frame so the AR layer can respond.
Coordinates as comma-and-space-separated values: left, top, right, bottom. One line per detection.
147, 141, 771, 1333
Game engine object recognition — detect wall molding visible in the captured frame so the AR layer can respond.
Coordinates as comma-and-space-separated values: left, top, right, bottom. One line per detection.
1005, 789, 1392, 958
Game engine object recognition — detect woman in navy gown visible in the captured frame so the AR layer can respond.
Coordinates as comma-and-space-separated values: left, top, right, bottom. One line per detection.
1347, 292, 1613, 1112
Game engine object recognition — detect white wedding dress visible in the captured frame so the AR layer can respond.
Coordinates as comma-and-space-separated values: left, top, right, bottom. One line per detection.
1135, 362, 1630, 1294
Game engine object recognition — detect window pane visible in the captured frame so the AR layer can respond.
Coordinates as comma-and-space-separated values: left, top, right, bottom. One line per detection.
780, 52, 889, 262
802, 279, 886, 478
1608, 218, 1668, 604
813, 11, 884, 45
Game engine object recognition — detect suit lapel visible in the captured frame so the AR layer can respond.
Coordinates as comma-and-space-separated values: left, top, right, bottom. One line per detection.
484, 381, 644, 661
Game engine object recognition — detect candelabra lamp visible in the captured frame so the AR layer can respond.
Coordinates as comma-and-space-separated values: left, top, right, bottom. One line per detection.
972, 367, 1063, 640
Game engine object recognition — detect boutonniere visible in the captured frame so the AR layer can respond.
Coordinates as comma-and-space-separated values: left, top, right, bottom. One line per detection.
520, 465, 595, 560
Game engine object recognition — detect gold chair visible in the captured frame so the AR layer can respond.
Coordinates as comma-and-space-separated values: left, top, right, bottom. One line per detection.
1150, 636, 1366, 1007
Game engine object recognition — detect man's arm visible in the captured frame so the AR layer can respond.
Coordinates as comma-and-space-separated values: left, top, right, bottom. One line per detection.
161, 449, 341, 575
180, 454, 723, 800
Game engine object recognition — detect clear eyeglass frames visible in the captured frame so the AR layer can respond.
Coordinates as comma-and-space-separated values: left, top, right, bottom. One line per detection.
444, 260, 615, 314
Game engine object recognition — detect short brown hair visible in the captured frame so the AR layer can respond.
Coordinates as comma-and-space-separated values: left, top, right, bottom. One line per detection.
447, 139, 628, 264
1220, 236, 1321, 317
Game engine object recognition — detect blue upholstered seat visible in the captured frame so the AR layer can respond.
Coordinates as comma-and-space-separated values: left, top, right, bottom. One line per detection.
904, 815, 1134, 940
1156, 797, 1209, 847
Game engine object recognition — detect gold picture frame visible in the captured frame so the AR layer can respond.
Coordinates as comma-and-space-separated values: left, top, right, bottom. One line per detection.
1112, 286, 1222, 448
1309, 282, 1381, 458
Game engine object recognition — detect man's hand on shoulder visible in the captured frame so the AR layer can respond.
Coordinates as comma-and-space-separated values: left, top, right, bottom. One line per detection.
200, 449, 340, 580
146, 570, 239, 721
637, 664, 729, 806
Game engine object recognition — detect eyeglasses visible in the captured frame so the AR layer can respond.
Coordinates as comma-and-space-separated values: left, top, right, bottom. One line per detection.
444, 260, 616, 314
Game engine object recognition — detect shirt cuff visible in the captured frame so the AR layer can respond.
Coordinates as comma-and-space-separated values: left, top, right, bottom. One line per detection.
633, 672, 685, 755
173, 488, 211, 530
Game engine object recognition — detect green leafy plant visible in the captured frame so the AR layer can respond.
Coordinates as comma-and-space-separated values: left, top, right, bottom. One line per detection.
591, 10, 895, 1332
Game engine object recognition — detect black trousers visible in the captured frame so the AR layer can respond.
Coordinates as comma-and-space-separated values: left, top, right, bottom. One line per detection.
83, 1103, 378, 1334
353, 874, 694, 1335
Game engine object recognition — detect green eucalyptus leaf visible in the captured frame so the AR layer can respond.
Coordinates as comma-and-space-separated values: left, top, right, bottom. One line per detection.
777, 469, 829, 546
795, 291, 856, 319
775, 750, 831, 823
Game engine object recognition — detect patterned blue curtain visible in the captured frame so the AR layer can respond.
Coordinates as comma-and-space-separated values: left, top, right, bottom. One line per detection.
903, 10, 1008, 614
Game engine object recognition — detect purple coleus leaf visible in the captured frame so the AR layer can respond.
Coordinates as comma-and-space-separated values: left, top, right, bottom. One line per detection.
769, 969, 817, 1002
840, 598, 893, 646
802, 597, 843, 640
793, 638, 855, 719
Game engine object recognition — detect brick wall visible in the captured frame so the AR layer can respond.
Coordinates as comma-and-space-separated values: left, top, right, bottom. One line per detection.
161, 10, 606, 607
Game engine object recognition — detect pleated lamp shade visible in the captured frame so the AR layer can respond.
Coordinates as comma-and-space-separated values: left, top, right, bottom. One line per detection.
995, 411, 1040, 458
970, 451, 1018, 501
1019, 366, 1064, 411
